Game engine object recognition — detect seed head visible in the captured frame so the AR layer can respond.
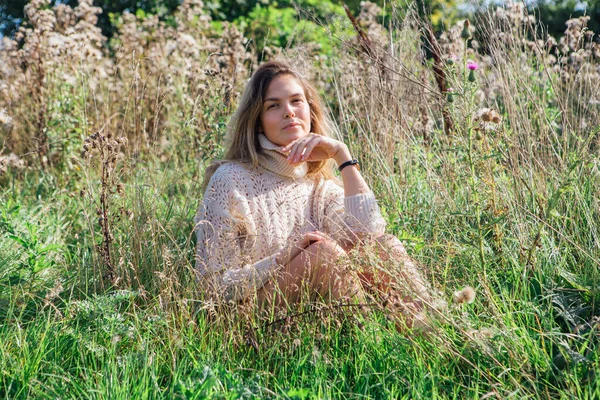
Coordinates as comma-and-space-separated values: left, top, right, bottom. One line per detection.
454, 286, 476, 304
461, 20, 472, 40
477, 108, 502, 124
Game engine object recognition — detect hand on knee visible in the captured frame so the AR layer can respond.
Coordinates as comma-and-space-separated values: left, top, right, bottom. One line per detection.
305, 239, 347, 261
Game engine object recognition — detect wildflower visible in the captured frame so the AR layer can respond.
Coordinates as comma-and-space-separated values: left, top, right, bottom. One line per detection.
454, 286, 476, 304
467, 61, 478, 83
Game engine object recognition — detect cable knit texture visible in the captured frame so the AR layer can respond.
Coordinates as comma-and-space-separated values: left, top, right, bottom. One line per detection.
195, 134, 386, 301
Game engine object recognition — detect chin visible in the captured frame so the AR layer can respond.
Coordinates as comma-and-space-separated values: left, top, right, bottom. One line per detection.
267, 130, 308, 146
288, 130, 309, 141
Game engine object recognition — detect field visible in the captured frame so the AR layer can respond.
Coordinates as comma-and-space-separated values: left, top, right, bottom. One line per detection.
1, 1, 600, 398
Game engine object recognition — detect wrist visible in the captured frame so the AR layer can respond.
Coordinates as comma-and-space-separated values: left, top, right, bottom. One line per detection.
333, 146, 352, 166
338, 158, 359, 172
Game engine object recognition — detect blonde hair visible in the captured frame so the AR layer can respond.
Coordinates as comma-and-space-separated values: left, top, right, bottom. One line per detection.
202, 61, 337, 190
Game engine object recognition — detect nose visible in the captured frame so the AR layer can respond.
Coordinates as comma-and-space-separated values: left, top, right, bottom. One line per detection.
283, 102, 295, 118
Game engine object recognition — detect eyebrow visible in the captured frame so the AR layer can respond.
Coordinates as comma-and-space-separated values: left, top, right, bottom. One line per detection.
263, 93, 304, 103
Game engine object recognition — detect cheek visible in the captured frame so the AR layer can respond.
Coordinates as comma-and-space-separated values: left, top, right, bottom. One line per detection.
262, 113, 276, 128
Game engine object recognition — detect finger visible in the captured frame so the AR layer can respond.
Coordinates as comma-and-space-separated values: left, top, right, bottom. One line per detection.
300, 136, 321, 161
304, 231, 327, 242
281, 139, 299, 153
292, 135, 318, 163
296, 237, 314, 250
288, 139, 306, 164
283, 134, 311, 153
298, 231, 320, 245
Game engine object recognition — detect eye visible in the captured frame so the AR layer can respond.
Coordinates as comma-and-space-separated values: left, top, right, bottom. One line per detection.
292, 98, 303, 103
267, 103, 278, 110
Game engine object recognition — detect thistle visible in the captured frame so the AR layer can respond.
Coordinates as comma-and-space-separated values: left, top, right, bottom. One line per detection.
461, 19, 472, 41
467, 61, 478, 83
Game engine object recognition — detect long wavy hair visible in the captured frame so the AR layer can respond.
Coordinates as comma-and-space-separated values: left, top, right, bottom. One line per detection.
202, 61, 337, 190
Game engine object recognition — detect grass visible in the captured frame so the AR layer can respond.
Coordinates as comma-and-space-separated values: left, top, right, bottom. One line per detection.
2, 2, 600, 398
1, 125, 599, 398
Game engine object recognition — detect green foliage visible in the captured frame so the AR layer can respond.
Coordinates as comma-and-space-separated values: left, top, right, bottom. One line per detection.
534, 0, 600, 38
0, 0, 25, 37
210, 0, 360, 22
235, 0, 345, 54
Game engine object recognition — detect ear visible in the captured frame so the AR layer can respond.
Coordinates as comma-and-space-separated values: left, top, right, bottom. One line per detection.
257, 125, 263, 133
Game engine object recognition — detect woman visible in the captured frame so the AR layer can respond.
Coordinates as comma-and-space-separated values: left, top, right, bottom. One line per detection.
195, 61, 434, 325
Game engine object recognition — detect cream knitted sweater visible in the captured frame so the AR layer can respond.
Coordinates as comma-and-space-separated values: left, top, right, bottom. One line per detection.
194, 134, 386, 301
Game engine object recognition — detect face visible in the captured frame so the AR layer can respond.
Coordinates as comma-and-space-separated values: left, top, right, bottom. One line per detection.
259, 74, 311, 147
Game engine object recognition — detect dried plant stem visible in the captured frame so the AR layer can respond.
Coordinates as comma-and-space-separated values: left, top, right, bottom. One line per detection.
423, 22, 454, 135
28, 43, 49, 169
100, 152, 116, 286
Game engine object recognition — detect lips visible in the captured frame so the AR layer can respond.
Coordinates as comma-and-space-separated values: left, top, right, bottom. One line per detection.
282, 122, 301, 130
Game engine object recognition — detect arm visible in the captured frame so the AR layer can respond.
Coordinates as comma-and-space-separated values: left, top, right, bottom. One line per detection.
320, 179, 386, 246
331, 145, 370, 197
280, 134, 386, 244
282, 133, 369, 195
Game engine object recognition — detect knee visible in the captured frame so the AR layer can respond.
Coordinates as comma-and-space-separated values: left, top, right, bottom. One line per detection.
304, 239, 348, 272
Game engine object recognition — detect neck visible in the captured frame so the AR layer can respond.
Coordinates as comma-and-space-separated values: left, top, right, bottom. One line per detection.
257, 134, 308, 179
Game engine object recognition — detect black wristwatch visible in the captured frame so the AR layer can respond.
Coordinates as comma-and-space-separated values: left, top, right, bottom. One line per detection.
338, 159, 359, 172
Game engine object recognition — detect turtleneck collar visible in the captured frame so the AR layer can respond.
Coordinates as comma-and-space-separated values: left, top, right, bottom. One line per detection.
257, 133, 308, 179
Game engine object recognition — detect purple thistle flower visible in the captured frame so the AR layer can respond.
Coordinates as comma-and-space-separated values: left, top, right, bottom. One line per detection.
467, 61, 478, 71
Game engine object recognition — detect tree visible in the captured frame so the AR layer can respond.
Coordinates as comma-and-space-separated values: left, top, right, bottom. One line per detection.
533, 0, 600, 37
0, 0, 181, 38
0, 0, 26, 37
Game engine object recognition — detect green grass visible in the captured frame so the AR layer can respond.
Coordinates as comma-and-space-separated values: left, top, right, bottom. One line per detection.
1, 127, 599, 398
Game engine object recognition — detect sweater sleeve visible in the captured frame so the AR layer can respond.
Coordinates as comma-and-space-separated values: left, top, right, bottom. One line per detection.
320, 180, 387, 245
194, 168, 280, 302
